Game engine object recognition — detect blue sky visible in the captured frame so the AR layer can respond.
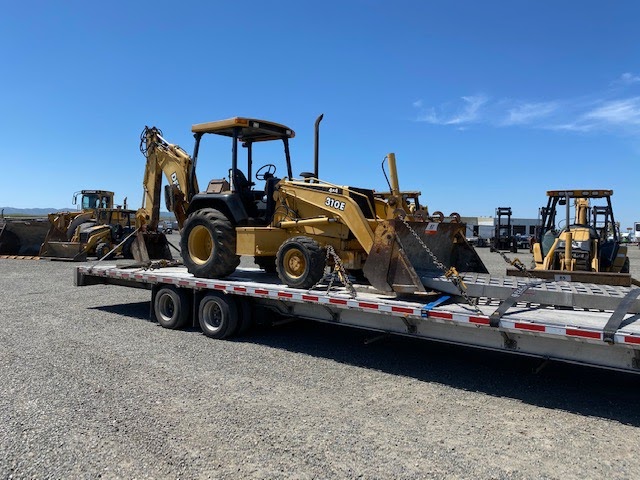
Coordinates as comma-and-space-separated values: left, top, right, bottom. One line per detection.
1, 1, 639, 230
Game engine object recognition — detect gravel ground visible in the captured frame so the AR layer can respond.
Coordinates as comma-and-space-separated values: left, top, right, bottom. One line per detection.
2, 239, 640, 479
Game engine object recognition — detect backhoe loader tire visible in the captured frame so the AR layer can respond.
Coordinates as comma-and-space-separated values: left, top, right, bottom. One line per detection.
255, 255, 277, 273
181, 208, 240, 278
276, 236, 326, 289
198, 291, 238, 339
95, 242, 113, 260
154, 286, 190, 330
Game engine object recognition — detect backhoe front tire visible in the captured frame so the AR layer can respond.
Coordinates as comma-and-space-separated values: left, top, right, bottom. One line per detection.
180, 208, 240, 278
276, 236, 326, 289
95, 242, 112, 260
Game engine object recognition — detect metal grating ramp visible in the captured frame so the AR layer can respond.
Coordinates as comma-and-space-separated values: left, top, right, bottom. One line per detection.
420, 272, 640, 313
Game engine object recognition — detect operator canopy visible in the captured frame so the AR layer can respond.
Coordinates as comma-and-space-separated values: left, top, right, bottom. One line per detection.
191, 117, 295, 142
546, 189, 613, 198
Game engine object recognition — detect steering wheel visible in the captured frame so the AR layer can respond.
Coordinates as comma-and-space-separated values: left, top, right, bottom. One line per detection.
255, 163, 276, 181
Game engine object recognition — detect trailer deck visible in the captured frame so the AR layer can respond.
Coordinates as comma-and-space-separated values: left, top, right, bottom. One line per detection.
75, 264, 640, 374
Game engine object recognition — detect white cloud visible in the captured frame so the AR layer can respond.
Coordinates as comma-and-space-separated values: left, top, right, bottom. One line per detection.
503, 102, 558, 125
617, 73, 640, 85
413, 74, 640, 135
583, 97, 640, 125
415, 94, 488, 126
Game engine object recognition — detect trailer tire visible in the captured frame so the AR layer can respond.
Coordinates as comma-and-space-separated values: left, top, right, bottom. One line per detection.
181, 208, 240, 278
198, 292, 238, 339
276, 236, 326, 289
154, 286, 190, 330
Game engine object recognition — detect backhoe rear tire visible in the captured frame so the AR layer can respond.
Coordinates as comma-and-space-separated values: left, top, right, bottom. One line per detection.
180, 208, 240, 278
276, 236, 326, 289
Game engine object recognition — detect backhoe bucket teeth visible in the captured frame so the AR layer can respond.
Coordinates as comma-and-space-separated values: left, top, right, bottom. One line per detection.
0, 219, 50, 256
363, 220, 488, 295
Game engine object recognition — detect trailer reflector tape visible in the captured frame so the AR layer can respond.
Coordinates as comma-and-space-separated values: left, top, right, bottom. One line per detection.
391, 306, 415, 314
302, 295, 319, 302
178, 280, 190, 286
278, 292, 293, 299
233, 286, 247, 293
566, 328, 602, 340
622, 335, 640, 344
515, 322, 546, 332
428, 311, 453, 320
255, 289, 269, 295
329, 298, 348, 305
469, 316, 490, 325
214, 284, 226, 290
359, 302, 379, 310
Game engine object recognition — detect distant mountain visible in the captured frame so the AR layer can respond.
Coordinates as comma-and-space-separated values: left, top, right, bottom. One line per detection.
0, 207, 73, 217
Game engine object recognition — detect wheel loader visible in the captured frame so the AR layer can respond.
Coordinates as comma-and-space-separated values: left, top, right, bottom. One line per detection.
508, 189, 632, 286
139, 115, 487, 295
0, 190, 115, 257
39, 190, 170, 261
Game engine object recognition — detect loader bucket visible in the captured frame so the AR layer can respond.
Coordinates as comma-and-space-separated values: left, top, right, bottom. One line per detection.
363, 219, 488, 295
39, 241, 87, 261
0, 218, 50, 256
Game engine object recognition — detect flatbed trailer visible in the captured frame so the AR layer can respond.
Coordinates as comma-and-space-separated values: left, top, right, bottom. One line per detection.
75, 264, 640, 375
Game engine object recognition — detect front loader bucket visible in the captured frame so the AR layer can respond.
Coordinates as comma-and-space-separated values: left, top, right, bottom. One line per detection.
363, 220, 488, 295
0, 218, 50, 256
39, 241, 87, 261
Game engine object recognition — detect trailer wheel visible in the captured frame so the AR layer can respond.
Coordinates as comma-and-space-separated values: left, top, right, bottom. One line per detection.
181, 208, 240, 278
154, 286, 190, 329
276, 236, 326, 289
198, 292, 238, 339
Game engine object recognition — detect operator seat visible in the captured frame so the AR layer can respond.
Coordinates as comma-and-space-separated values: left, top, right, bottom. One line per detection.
231, 169, 256, 213
264, 173, 279, 222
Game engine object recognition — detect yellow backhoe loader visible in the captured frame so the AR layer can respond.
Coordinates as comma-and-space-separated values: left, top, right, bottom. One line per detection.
39, 190, 170, 261
509, 189, 631, 286
138, 116, 488, 295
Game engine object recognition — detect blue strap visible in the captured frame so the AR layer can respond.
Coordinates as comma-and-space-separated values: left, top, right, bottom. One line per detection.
421, 295, 451, 316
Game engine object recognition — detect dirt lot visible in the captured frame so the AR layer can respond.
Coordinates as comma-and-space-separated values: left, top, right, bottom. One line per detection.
1, 241, 640, 479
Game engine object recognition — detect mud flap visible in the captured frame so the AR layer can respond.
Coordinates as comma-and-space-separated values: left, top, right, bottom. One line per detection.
363, 220, 488, 294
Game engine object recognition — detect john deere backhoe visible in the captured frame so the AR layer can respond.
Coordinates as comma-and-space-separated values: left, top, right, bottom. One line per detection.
514, 189, 631, 286
138, 116, 487, 295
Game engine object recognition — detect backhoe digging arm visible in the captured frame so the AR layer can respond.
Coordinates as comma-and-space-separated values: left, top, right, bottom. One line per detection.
138, 126, 199, 230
